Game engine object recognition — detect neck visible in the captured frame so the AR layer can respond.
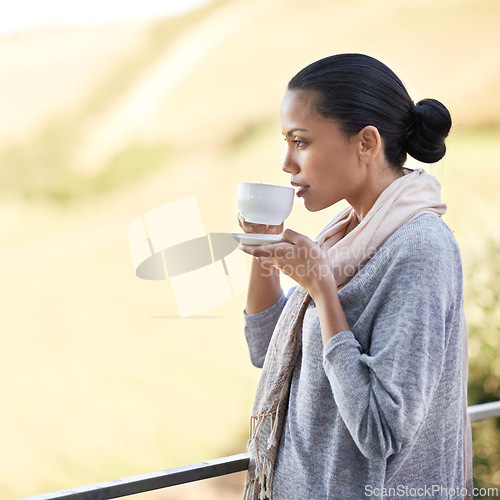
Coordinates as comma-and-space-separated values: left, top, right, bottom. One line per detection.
349, 166, 404, 221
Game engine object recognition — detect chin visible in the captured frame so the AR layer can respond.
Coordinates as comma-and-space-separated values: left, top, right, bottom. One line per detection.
303, 200, 323, 213
303, 197, 332, 213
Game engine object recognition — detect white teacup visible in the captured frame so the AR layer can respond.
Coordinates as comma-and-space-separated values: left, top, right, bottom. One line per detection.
237, 182, 294, 225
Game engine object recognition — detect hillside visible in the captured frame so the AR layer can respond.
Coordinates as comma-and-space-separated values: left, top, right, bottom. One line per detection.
1, 0, 500, 498
1, 0, 499, 184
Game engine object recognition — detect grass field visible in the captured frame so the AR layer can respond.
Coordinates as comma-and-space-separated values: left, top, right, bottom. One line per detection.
1, 0, 499, 498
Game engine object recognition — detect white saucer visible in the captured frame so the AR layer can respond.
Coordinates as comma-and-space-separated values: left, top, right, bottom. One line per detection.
232, 233, 283, 245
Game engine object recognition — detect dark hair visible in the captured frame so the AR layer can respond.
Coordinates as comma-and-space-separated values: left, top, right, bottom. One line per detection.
288, 54, 452, 169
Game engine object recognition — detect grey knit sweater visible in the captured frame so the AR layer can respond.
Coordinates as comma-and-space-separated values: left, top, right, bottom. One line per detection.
244, 214, 469, 499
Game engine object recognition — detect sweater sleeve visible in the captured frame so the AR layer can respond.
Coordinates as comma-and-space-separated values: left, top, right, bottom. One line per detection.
244, 290, 288, 368
322, 229, 460, 460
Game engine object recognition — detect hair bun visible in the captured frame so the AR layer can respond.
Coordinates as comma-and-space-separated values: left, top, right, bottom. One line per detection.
405, 98, 452, 163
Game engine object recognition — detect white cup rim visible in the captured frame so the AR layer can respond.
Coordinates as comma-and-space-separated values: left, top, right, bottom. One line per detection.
238, 181, 294, 191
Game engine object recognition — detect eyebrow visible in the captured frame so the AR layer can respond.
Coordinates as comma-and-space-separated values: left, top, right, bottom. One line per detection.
284, 127, 308, 137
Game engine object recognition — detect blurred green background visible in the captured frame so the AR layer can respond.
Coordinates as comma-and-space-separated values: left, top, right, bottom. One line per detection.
0, 0, 499, 498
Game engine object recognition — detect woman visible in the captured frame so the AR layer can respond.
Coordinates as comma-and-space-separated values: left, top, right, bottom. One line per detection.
238, 54, 472, 500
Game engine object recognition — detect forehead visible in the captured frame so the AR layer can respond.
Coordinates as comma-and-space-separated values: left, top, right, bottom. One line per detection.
280, 89, 339, 135
280, 90, 318, 122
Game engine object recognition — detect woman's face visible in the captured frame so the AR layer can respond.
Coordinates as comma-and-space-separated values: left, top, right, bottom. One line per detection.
280, 89, 365, 212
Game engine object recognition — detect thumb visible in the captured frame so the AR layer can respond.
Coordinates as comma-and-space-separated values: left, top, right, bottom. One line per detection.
282, 228, 305, 244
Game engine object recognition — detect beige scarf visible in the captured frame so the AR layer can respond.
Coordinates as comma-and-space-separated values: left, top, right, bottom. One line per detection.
244, 169, 471, 499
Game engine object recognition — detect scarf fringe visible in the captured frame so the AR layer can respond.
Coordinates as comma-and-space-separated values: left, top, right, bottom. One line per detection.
245, 410, 280, 499
267, 401, 281, 448
243, 477, 256, 500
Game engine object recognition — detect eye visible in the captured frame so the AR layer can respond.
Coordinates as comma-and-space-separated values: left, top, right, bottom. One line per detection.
283, 136, 306, 148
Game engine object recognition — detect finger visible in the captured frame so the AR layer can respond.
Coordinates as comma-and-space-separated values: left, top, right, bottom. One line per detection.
238, 244, 274, 258
282, 228, 308, 245
237, 244, 257, 256
237, 212, 246, 228
238, 213, 285, 234
241, 244, 285, 264
267, 242, 291, 259
250, 245, 277, 259
237, 213, 256, 229
238, 218, 272, 234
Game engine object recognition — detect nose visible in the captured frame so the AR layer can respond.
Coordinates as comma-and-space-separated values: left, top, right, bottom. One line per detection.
282, 147, 299, 175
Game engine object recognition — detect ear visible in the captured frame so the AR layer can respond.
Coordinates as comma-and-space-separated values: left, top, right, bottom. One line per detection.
357, 125, 382, 163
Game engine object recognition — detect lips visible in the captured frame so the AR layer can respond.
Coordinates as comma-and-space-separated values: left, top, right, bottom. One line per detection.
291, 179, 309, 197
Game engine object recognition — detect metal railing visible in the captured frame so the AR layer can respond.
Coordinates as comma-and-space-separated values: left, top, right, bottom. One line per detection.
21, 401, 500, 500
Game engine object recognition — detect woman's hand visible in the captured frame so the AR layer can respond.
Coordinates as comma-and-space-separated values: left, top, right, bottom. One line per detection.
238, 213, 284, 235
240, 228, 350, 343
238, 228, 336, 299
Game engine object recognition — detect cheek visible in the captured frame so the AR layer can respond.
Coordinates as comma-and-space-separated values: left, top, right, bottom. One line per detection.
316, 156, 342, 183
316, 155, 356, 197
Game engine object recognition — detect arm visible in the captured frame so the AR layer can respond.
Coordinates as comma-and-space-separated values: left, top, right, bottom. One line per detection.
245, 257, 282, 314
308, 274, 350, 344
322, 236, 459, 460
245, 290, 288, 368
239, 214, 286, 366
238, 213, 283, 314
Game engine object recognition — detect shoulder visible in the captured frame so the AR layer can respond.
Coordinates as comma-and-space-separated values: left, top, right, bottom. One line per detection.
381, 213, 460, 262
340, 214, 463, 319
358, 214, 463, 290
